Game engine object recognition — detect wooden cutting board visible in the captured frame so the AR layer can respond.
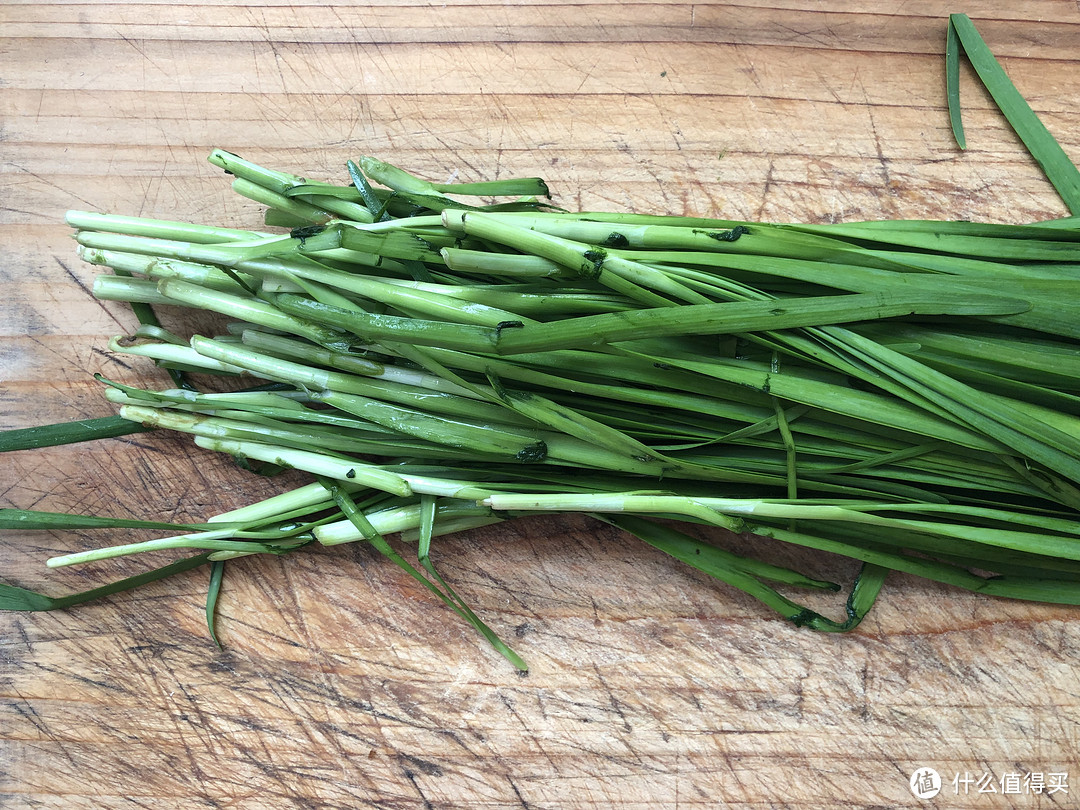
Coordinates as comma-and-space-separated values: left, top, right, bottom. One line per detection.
2, 2, 1079, 807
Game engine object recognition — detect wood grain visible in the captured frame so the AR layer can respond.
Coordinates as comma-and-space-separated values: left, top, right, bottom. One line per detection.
2, 2, 1080, 808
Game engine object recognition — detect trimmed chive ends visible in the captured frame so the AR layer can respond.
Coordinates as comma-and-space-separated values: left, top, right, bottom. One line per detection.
3, 14, 1080, 669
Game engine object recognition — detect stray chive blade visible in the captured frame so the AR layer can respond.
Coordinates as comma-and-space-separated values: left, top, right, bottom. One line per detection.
0, 553, 216, 611
945, 16, 967, 150
0, 507, 211, 532
347, 159, 391, 223
0, 583, 58, 611
949, 13, 1080, 214
839, 563, 889, 631
320, 478, 528, 671
599, 513, 838, 628
414, 493, 530, 672
601, 513, 840, 593
0, 415, 153, 452
206, 560, 226, 649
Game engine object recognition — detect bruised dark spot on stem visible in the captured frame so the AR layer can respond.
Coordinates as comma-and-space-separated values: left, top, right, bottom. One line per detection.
496, 320, 525, 338
790, 608, 822, 628
602, 232, 630, 248
706, 225, 751, 242
516, 440, 548, 463
290, 224, 326, 247
581, 248, 607, 279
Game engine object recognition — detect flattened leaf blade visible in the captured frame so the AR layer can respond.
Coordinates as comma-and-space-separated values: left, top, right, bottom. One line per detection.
949, 13, 1080, 214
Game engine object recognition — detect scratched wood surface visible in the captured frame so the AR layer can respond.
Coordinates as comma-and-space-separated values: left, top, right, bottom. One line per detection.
2, 2, 1080, 808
